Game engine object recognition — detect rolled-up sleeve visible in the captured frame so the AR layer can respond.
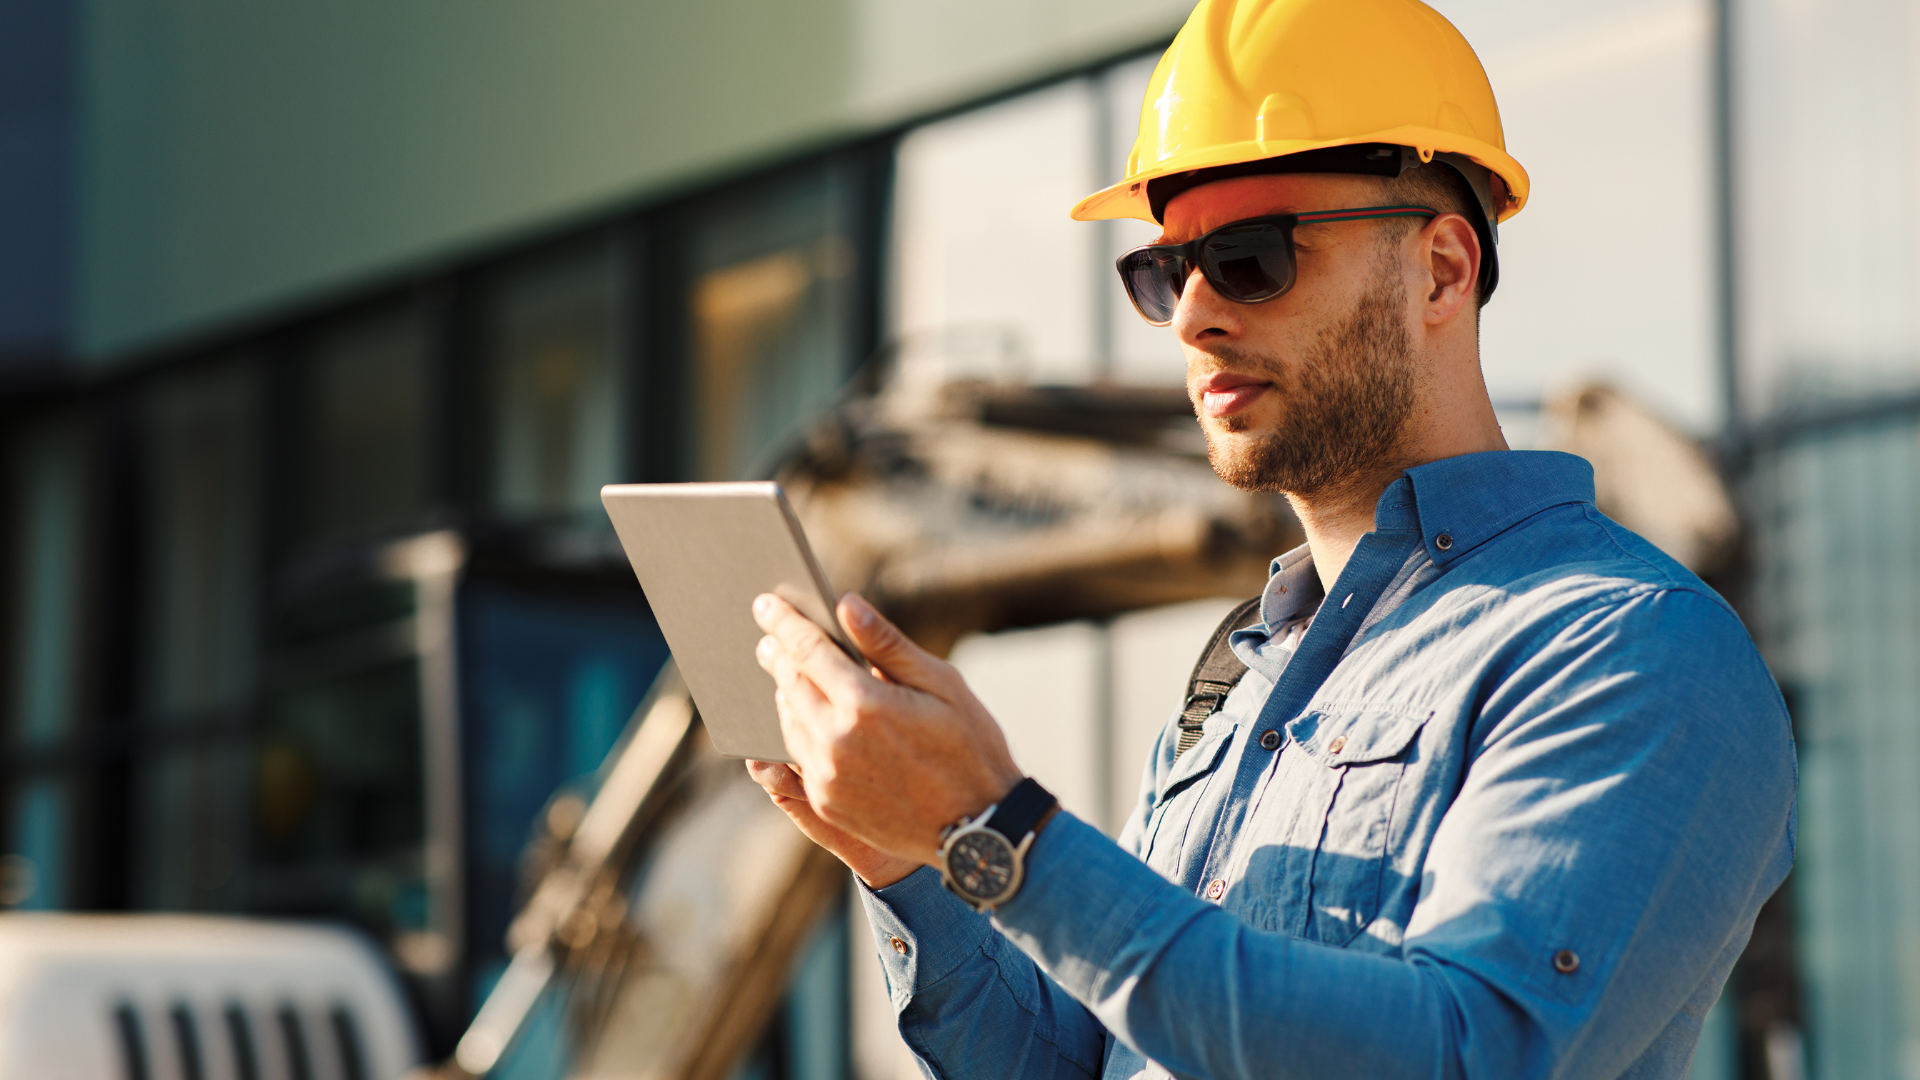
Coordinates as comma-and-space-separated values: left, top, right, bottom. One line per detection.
860, 860, 1109, 1080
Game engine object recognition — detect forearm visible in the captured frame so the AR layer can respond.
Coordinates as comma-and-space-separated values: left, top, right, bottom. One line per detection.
992, 815, 1499, 1080
861, 867, 1108, 1080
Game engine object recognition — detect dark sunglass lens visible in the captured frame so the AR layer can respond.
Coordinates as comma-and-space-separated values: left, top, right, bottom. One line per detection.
1200, 224, 1294, 303
1119, 249, 1184, 324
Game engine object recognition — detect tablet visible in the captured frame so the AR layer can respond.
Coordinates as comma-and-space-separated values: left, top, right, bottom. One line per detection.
600, 482, 861, 762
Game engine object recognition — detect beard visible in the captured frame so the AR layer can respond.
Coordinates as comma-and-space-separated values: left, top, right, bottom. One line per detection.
1200, 258, 1417, 497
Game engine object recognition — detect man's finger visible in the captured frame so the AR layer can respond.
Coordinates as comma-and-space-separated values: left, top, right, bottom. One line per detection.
770, 657, 833, 763
745, 760, 808, 801
754, 594, 870, 699
838, 592, 955, 696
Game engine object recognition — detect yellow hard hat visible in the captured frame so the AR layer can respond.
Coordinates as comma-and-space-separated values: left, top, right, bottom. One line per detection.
1074, 0, 1528, 292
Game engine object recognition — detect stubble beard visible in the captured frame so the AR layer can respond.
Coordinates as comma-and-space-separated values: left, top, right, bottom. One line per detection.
1201, 259, 1418, 498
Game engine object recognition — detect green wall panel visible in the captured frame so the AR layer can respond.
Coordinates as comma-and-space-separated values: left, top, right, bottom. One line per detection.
76, 0, 1188, 361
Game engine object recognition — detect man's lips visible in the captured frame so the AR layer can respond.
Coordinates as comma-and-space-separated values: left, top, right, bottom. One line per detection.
1198, 373, 1272, 418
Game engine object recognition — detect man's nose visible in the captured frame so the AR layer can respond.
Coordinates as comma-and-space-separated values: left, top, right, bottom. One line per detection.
1171, 266, 1241, 347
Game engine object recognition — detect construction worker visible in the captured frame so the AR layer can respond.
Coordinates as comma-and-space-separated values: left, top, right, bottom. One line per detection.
748, 0, 1795, 1075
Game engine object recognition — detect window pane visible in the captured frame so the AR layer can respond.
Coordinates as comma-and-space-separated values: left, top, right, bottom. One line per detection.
131, 744, 248, 911
302, 307, 430, 545
3, 415, 89, 748
687, 163, 865, 480
252, 657, 426, 929
1432, 0, 1718, 432
1750, 421, 1920, 1080
141, 362, 261, 719
3, 774, 69, 910
1733, 0, 1920, 414
458, 581, 669, 976
249, 573, 428, 941
889, 79, 1101, 389
487, 240, 624, 519
1101, 55, 1184, 386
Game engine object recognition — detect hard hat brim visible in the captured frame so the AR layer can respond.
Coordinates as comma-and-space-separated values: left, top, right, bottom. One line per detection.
1072, 128, 1530, 225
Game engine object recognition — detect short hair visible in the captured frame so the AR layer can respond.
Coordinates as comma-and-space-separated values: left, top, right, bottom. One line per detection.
1377, 160, 1489, 306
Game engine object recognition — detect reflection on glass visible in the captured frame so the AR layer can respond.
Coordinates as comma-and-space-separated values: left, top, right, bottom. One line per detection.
142, 362, 260, 720
688, 166, 861, 480
488, 241, 624, 519
303, 307, 429, 546
3, 417, 88, 748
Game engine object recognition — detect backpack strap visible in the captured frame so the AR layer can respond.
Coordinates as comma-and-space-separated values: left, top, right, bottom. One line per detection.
1175, 596, 1265, 758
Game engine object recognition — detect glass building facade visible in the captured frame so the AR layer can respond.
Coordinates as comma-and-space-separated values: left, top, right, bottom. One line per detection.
0, 136, 890, 1059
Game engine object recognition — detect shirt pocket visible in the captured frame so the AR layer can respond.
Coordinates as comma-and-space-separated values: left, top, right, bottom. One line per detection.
1141, 724, 1235, 876
1284, 706, 1431, 947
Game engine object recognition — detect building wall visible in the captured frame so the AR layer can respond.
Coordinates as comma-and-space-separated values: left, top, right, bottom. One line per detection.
75, 0, 1191, 363
0, 0, 73, 369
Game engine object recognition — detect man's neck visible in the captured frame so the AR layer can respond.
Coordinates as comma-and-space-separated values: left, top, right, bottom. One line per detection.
1281, 348, 1511, 592
1287, 465, 1405, 594
1289, 414, 1510, 593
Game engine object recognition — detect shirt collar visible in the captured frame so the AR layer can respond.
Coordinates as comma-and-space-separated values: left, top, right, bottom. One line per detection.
1259, 543, 1324, 629
1396, 450, 1595, 567
1231, 450, 1593, 679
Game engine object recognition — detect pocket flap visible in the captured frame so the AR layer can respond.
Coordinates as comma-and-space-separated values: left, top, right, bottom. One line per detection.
1286, 707, 1430, 767
1157, 721, 1234, 798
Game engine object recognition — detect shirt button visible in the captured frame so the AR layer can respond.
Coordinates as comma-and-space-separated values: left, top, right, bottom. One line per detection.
1206, 879, 1225, 900
890, 936, 909, 956
1435, 532, 1454, 551
1553, 949, 1579, 974
1259, 730, 1282, 751
1328, 735, 1347, 753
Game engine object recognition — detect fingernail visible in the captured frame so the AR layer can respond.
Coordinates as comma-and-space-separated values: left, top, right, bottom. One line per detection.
754, 594, 772, 618
845, 593, 875, 628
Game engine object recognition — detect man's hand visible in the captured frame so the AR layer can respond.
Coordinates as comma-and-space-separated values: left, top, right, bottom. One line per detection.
745, 592, 1024, 871
743, 760, 921, 888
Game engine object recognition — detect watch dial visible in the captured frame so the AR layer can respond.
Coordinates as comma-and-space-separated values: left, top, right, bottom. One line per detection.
949, 831, 1016, 900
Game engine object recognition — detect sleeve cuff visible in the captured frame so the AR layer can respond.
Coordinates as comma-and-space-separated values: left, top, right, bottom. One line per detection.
857, 865, 995, 1007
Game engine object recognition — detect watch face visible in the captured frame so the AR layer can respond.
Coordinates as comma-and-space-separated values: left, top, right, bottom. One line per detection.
947, 830, 1016, 901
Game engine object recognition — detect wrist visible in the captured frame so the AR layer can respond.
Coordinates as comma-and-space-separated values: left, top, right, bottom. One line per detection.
1033, 803, 1061, 836
934, 777, 1058, 912
853, 855, 921, 890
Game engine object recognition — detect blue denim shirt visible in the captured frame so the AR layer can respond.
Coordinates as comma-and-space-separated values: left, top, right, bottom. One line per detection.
859, 451, 1796, 1080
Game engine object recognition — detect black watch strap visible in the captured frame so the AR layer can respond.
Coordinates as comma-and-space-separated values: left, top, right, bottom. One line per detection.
985, 777, 1056, 842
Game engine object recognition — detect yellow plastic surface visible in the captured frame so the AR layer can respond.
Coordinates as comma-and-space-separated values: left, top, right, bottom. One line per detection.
1071, 0, 1530, 223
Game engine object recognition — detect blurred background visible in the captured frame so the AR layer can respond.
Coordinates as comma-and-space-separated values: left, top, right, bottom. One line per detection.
0, 0, 1916, 1078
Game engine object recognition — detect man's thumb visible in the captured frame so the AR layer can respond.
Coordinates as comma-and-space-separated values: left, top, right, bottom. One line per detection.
839, 593, 943, 686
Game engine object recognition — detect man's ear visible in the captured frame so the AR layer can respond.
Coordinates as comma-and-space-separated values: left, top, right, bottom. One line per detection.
1422, 214, 1480, 321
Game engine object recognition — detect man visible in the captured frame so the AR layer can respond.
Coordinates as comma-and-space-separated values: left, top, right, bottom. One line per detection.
747, 0, 1796, 1075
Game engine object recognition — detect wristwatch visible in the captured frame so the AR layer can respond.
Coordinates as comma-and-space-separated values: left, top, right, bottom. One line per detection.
936, 777, 1058, 912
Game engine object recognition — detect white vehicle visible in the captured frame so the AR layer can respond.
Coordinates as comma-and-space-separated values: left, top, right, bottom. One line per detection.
0, 914, 423, 1080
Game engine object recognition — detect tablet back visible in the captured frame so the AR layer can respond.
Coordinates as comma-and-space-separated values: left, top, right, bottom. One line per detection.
600, 482, 852, 762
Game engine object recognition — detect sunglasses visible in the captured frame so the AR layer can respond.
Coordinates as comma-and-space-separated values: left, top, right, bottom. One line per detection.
1115, 205, 1439, 326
